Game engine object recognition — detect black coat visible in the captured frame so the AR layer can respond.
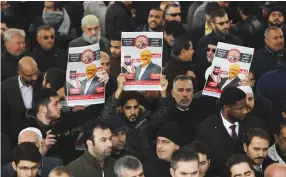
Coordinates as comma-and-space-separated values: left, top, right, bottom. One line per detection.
253, 156, 277, 177
162, 39, 172, 67
1, 49, 33, 82
144, 156, 171, 177
105, 1, 135, 39
32, 44, 68, 72
1, 74, 43, 145
195, 113, 266, 177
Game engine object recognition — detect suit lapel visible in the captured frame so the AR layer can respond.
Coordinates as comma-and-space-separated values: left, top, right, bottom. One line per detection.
213, 114, 234, 142
13, 77, 26, 111
142, 62, 153, 80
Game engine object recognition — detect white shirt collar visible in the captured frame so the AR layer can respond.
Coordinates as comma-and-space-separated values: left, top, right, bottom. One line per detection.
18, 76, 32, 89
253, 164, 263, 172
220, 111, 239, 135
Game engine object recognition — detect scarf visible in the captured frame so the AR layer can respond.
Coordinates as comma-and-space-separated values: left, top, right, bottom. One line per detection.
42, 8, 70, 36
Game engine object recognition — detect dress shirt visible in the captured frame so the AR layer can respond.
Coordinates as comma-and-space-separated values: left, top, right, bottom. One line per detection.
84, 76, 95, 94
138, 62, 151, 80
18, 76, 33, 109
221, 111, 239, 137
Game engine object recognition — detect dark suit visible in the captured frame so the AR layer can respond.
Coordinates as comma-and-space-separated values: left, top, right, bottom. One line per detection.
195, 113, 265, 177
218, 77, 241, 90
1, 156, 63, 177
80, 76, 103, 95
1, 74, 43, 145
135, 62, 161, 80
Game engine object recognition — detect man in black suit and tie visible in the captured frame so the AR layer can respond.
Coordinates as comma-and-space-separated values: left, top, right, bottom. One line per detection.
1, 56, 43, 145
135, 49, 161, 80
243, 128, 276, 177
218, 64, 242, 90
195, 87, 265, 177
80, 64, 106, 95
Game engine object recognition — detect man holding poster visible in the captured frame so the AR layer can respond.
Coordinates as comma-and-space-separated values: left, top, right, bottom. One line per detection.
80, 64, 103, 95
135, 49, 161, 81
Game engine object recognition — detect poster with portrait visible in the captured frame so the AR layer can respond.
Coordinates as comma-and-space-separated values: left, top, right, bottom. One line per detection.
66, 43, 105, 106
121, 32, 163, 90
202, 42, 254, 98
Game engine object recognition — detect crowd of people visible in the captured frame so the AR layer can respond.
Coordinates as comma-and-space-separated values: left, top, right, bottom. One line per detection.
1, 1, 286, 177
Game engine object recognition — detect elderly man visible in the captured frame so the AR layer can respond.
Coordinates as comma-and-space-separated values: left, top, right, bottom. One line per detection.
114, 156, 144, 177
218, 64, 242, 90
1, 28, 32, 81
80, 64, 104, 95
69, 14, 110, 55
1, 127, 63, 177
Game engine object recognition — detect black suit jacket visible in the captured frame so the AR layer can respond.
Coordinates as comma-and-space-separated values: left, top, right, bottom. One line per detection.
195, 113, 265, 177
80, 76, 103, 95
218, 77, 241, 90
1, 74, 44, 144
135, 62, 161, 80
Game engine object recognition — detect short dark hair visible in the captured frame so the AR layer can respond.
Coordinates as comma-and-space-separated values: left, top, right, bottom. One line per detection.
49, 166, 74, 177
244, 128, 270, 146
37, 24, 54, 36
188, 140, 211, 160
110, 31, 121, 41
226, 154, 254, 177
150, 8, 165, 17
219, 87, 246, 109
237, 2, 254, 16
164, 3, 180, 14
275, 119, 286, 136
172, 35, 192, 56
205, 2, 222, 15
12, 142, 42, 165
164, 20, 188, 37
119, 91, 140, 107
45, 68, 66, 91
33, 88, 58, 114
83, 119, 110, 144
210, 8, 227, 23
171, 147, 199, 171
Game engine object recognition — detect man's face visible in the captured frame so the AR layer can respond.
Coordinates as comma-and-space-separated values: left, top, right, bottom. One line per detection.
156, 137, 179, 161
122, 99, 140, 122
46, 96, 62, 119
49, 171, 70, 177
44, 1, 56, 12
18, 131, 41, 149
140, 50, 152, 67
100, 56, 111, 74
198, 153, 210, 177
226, 99, 247, 122
69, 71, 76, 80
148, 9, 164, 30
275, 127, 286, 154
213, 67, 220, 75
172, 80, 194, 109
206, 44, 216, 63
268, 11, 284, 27
13, 160, 40, 177
86, 65, 97, 80
265, 29, 284, 52
230, 162, 255, 177
165, 6, 181, 22
36, 29, 55, 50
124, 56, 132, 66
244, 137, 269, 167
91, 128, 112, 158
19, 65, 39, 86
164, 33, 175, 47
246, 93, 255, 110
123, 168, 144, 177
211, 14, 230, 36
228, 64, 240, 79
181, 42, 194, 61
110, 40, 121, 58
112, 131, 126, 151
5, 35, 25, 56
82, 24, 100, 38
1, 22, 8, 38
170, 161, 200, 177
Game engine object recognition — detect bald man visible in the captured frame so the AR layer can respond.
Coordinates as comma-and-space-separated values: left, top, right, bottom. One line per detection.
264, 163, 286, 177
1, 56, 44, 145
1, 127, 63, 177
135, 49, 161, 81
218, 64, 242, 90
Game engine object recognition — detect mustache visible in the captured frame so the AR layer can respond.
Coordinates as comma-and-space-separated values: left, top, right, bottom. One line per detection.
255, 157, 264, 160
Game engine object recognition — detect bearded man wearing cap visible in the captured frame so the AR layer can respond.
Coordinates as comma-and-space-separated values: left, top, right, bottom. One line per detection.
69, 14, 111, 55
143, 122, 181, 177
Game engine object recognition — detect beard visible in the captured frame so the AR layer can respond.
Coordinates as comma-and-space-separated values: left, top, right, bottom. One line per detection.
215, 27, 229, 37
268, 20, 283, 28
125, 61, 131, 66
83, 31, 101, 44
87, 73, 96, 80
148, 21, 163, 31
21, 77, 37, 86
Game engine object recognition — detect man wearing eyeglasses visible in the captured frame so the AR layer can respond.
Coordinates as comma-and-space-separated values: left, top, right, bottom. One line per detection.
144, 122, 181, 177
32, 25, 68, 72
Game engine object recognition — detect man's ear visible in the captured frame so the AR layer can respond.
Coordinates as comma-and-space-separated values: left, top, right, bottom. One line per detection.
170, 168, 175, 177
119, 106, 123, 113
86, 139, 93, 149
243, 143, 247, 153
274, 134, 279, 143
175, 145, 180, 150
12, 161, 17, 171
39, 105, 47, 114
45, 83, 51, 88
36, 36, 41, 43
171, 89, 175, 98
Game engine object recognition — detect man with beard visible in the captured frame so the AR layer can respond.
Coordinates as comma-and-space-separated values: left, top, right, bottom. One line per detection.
122, 55, 135, 74
252, 26, 284, 83
243, 128, 276, 177
80, 64, 105, 95
67, 119, 116, 177
1, 28, 32, 81
136, 8, 165, 32
1, 56, 43, 145
195, 9, 243, 62
195, 87, 265, 177
205, 66, 222, 89
69, 15, 110, 55
66, 70, 81, 93
135, 49, 161, 81
218, 64, 243, 90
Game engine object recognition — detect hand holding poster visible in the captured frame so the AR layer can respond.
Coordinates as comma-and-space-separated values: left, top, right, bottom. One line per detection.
66, 43, 105, 106
202, 42, 254, 98
121, 32, 163, 90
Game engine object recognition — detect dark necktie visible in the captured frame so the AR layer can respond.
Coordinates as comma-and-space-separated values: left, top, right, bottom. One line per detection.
229, 124, 238, 140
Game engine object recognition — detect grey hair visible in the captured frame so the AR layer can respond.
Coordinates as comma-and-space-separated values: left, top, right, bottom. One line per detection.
172, 75, 193, 90
48, 166, 74, 177
114, 156, 143, 177
264, 26, 282, 38
4, 28, 26, 42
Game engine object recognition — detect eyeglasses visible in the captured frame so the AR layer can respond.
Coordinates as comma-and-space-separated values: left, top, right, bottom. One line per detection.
18, 165, 39, 172
156, 140, 171, 145
214, 20, 230, 26
207, 48, 216, 53
39, 35, 55, 40
167, 13, 181, 17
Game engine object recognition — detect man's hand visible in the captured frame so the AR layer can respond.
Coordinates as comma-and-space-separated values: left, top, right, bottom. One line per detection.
115, 73, 126, 99
160, 75, 168, 98
42, 130, 57, 156
186, 70, 196, 78
99, 70, 109, 84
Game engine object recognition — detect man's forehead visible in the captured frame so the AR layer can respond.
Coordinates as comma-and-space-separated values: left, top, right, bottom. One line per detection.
167, 6, 180, 13
50, 96, 59, 102
157, 136, 172, 142
208, 44, 217, 48
175, 80, 192, 87
93, 128, 111, 137
39, 29, 55, 35
85, 24, 99, 29
150, 9, 163, 16
214, 14, 228, 22
124, 99, 139, 106
18, 160, 39, 167
268, 29, 283, 36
